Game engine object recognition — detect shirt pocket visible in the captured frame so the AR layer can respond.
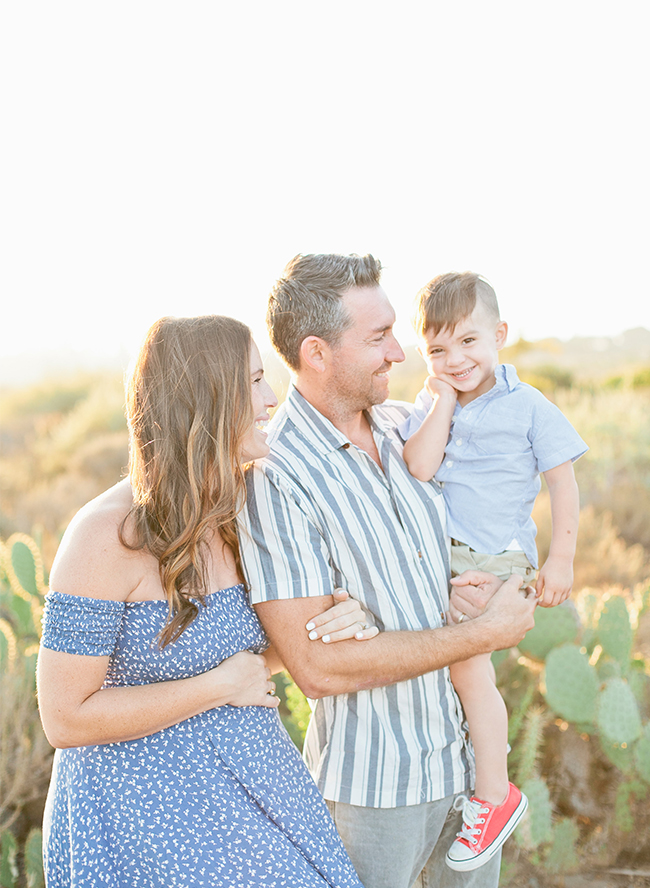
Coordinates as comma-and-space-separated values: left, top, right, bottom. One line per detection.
473, 414, 532, 457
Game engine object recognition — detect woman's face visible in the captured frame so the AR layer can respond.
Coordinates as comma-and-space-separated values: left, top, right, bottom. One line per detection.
240, 341, 278, 463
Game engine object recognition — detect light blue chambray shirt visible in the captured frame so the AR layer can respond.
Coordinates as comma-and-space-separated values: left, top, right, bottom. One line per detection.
399, 364, 588, 568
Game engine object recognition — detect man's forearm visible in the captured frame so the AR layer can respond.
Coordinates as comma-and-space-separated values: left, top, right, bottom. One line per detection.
254, 578, 535, 698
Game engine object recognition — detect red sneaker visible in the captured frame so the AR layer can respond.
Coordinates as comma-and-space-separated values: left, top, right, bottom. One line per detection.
445, 782, 528, 872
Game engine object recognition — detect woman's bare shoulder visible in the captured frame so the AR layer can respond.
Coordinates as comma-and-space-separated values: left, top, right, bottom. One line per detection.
49, 480, 147, 601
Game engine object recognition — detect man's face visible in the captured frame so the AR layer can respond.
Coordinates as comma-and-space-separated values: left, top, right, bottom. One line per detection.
326, 286, 405, 413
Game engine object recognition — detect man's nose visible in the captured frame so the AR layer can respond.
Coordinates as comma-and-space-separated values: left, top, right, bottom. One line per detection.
386, 334, 405, 364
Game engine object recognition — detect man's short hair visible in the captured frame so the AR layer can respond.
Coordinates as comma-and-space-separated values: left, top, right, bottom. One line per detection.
413, 272, 500, 338
267, 253, 383, 371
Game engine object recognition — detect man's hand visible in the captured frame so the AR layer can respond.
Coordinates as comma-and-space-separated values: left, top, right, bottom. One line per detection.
450, 570, 538, 651
449, 570, 505, 621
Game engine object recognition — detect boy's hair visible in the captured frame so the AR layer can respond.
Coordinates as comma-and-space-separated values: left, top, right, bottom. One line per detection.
413, 272, 500, 338
267, 253, 383, 371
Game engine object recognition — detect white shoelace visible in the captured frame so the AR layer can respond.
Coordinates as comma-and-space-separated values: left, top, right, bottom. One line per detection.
452, 795, 489, 845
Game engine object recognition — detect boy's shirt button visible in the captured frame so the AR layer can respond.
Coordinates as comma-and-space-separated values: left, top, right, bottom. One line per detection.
455, 439, 463, 446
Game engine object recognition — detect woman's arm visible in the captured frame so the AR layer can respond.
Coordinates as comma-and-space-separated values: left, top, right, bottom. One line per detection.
37, 646, 278, 749
38, 485, 278, 750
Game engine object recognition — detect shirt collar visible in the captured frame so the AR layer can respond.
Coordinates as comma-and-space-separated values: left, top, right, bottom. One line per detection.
499, 363, 521, 392
281, 385, 391, 455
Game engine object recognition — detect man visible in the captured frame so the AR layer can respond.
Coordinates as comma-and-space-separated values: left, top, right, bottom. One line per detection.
240, 253, 536, 888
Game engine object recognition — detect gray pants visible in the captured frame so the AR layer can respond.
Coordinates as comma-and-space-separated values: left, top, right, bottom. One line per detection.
327, 795, 501, 888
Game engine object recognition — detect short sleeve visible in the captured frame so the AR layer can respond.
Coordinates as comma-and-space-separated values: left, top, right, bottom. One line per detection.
240, 464, 333, 603
41, 591, 125, 656
528, 395, 588, 473
397, 388, 431, 440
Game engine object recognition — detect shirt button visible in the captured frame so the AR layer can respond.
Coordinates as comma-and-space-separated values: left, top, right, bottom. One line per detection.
456, 439, 463, 446
447, 460, 454, 468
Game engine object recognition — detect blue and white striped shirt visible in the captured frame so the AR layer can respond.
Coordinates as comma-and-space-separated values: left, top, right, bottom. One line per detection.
239, 386, 474, 808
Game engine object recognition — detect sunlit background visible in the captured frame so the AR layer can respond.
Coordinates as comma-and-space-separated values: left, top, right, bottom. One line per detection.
2, 1, 649, 386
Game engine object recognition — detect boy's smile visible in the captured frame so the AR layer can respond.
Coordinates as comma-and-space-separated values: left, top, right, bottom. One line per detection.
421, 303, 508, 406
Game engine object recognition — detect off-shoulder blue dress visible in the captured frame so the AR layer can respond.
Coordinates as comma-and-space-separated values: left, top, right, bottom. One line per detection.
41, 587, 363, 888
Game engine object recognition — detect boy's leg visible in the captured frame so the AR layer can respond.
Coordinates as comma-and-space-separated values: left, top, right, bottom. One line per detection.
418, 798, 502, 887
449, 653, 509, 806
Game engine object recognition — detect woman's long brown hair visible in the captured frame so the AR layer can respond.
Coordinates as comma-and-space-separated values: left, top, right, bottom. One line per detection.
121, 315, 254, 646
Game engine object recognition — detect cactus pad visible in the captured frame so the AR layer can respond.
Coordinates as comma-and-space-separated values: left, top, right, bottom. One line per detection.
597, 677, 642, 745
516, 777, 552, 849
597, 594, 633, 667
544, 643, 599, 724
518, 601, 580, 661
544, 818, 580, 874
634, 723, 650, 784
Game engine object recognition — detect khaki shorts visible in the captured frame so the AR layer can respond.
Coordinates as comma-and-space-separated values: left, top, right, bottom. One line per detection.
450, 540, 537, 589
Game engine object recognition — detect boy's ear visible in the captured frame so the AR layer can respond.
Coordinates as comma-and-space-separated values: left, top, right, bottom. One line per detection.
495, 320, 508, 349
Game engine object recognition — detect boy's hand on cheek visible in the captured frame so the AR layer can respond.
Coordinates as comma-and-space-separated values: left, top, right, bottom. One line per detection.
424, 375, 458, 402
536, 557, 573, 608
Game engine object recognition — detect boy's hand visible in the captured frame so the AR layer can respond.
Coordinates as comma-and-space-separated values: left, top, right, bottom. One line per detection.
536, 556, 573, 607
425, 375, 458, 402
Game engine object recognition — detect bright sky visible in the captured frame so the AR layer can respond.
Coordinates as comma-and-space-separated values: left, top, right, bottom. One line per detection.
2, 2, 649, 386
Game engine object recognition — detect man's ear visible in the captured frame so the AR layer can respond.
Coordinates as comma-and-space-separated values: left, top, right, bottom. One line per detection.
495, 320, 508, 350
299, 336, 330, 373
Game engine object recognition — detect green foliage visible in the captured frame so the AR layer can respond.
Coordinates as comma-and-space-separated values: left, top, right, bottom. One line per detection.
507, 682, 536, 747
543, 818, 580, 874
597, 594, 633, 667
512, 706, 546, 786
517, 777, 553, 849
523, 364, 575, 393
543, 644, 599, 724
23, 829, 44, 888
275, 672, 311, 750
634, 723, 650, 783
632, 367, 650, 389
597, 678, 642, 746
0, 535, 50, 888
0, 830, 18, 888
614, 780, 645, 831
518, 602, 579, 661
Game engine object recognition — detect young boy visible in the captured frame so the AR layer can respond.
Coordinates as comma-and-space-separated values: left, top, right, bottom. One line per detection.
400, 272, 588, 872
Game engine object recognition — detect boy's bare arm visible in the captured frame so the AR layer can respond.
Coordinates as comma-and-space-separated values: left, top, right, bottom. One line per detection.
537, 460, 580, 607
403, 378, 457, 481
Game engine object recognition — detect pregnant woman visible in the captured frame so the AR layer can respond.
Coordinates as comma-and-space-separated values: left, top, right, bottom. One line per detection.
37, 315, 372, 887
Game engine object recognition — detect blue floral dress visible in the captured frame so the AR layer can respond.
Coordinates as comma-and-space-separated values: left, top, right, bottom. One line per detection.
41, 586, 364, 888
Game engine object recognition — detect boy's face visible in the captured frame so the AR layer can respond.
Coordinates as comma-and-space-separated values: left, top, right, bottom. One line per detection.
419, 302, 508, 406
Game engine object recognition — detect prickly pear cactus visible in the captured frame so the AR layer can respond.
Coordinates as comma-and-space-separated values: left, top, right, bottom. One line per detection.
600, 734, 637, 774
513, 706, 546, 785
516, 776, 552, 849
634, 723, 650, 784
23, 828, 44, 888
0, 830, 18, 888
597, 677, 642, 746
543, 643, 599, 724
0, 535, 45, 644
543, 817, 580, 874
517, 602, 579, 661
597, 594, 633, 667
